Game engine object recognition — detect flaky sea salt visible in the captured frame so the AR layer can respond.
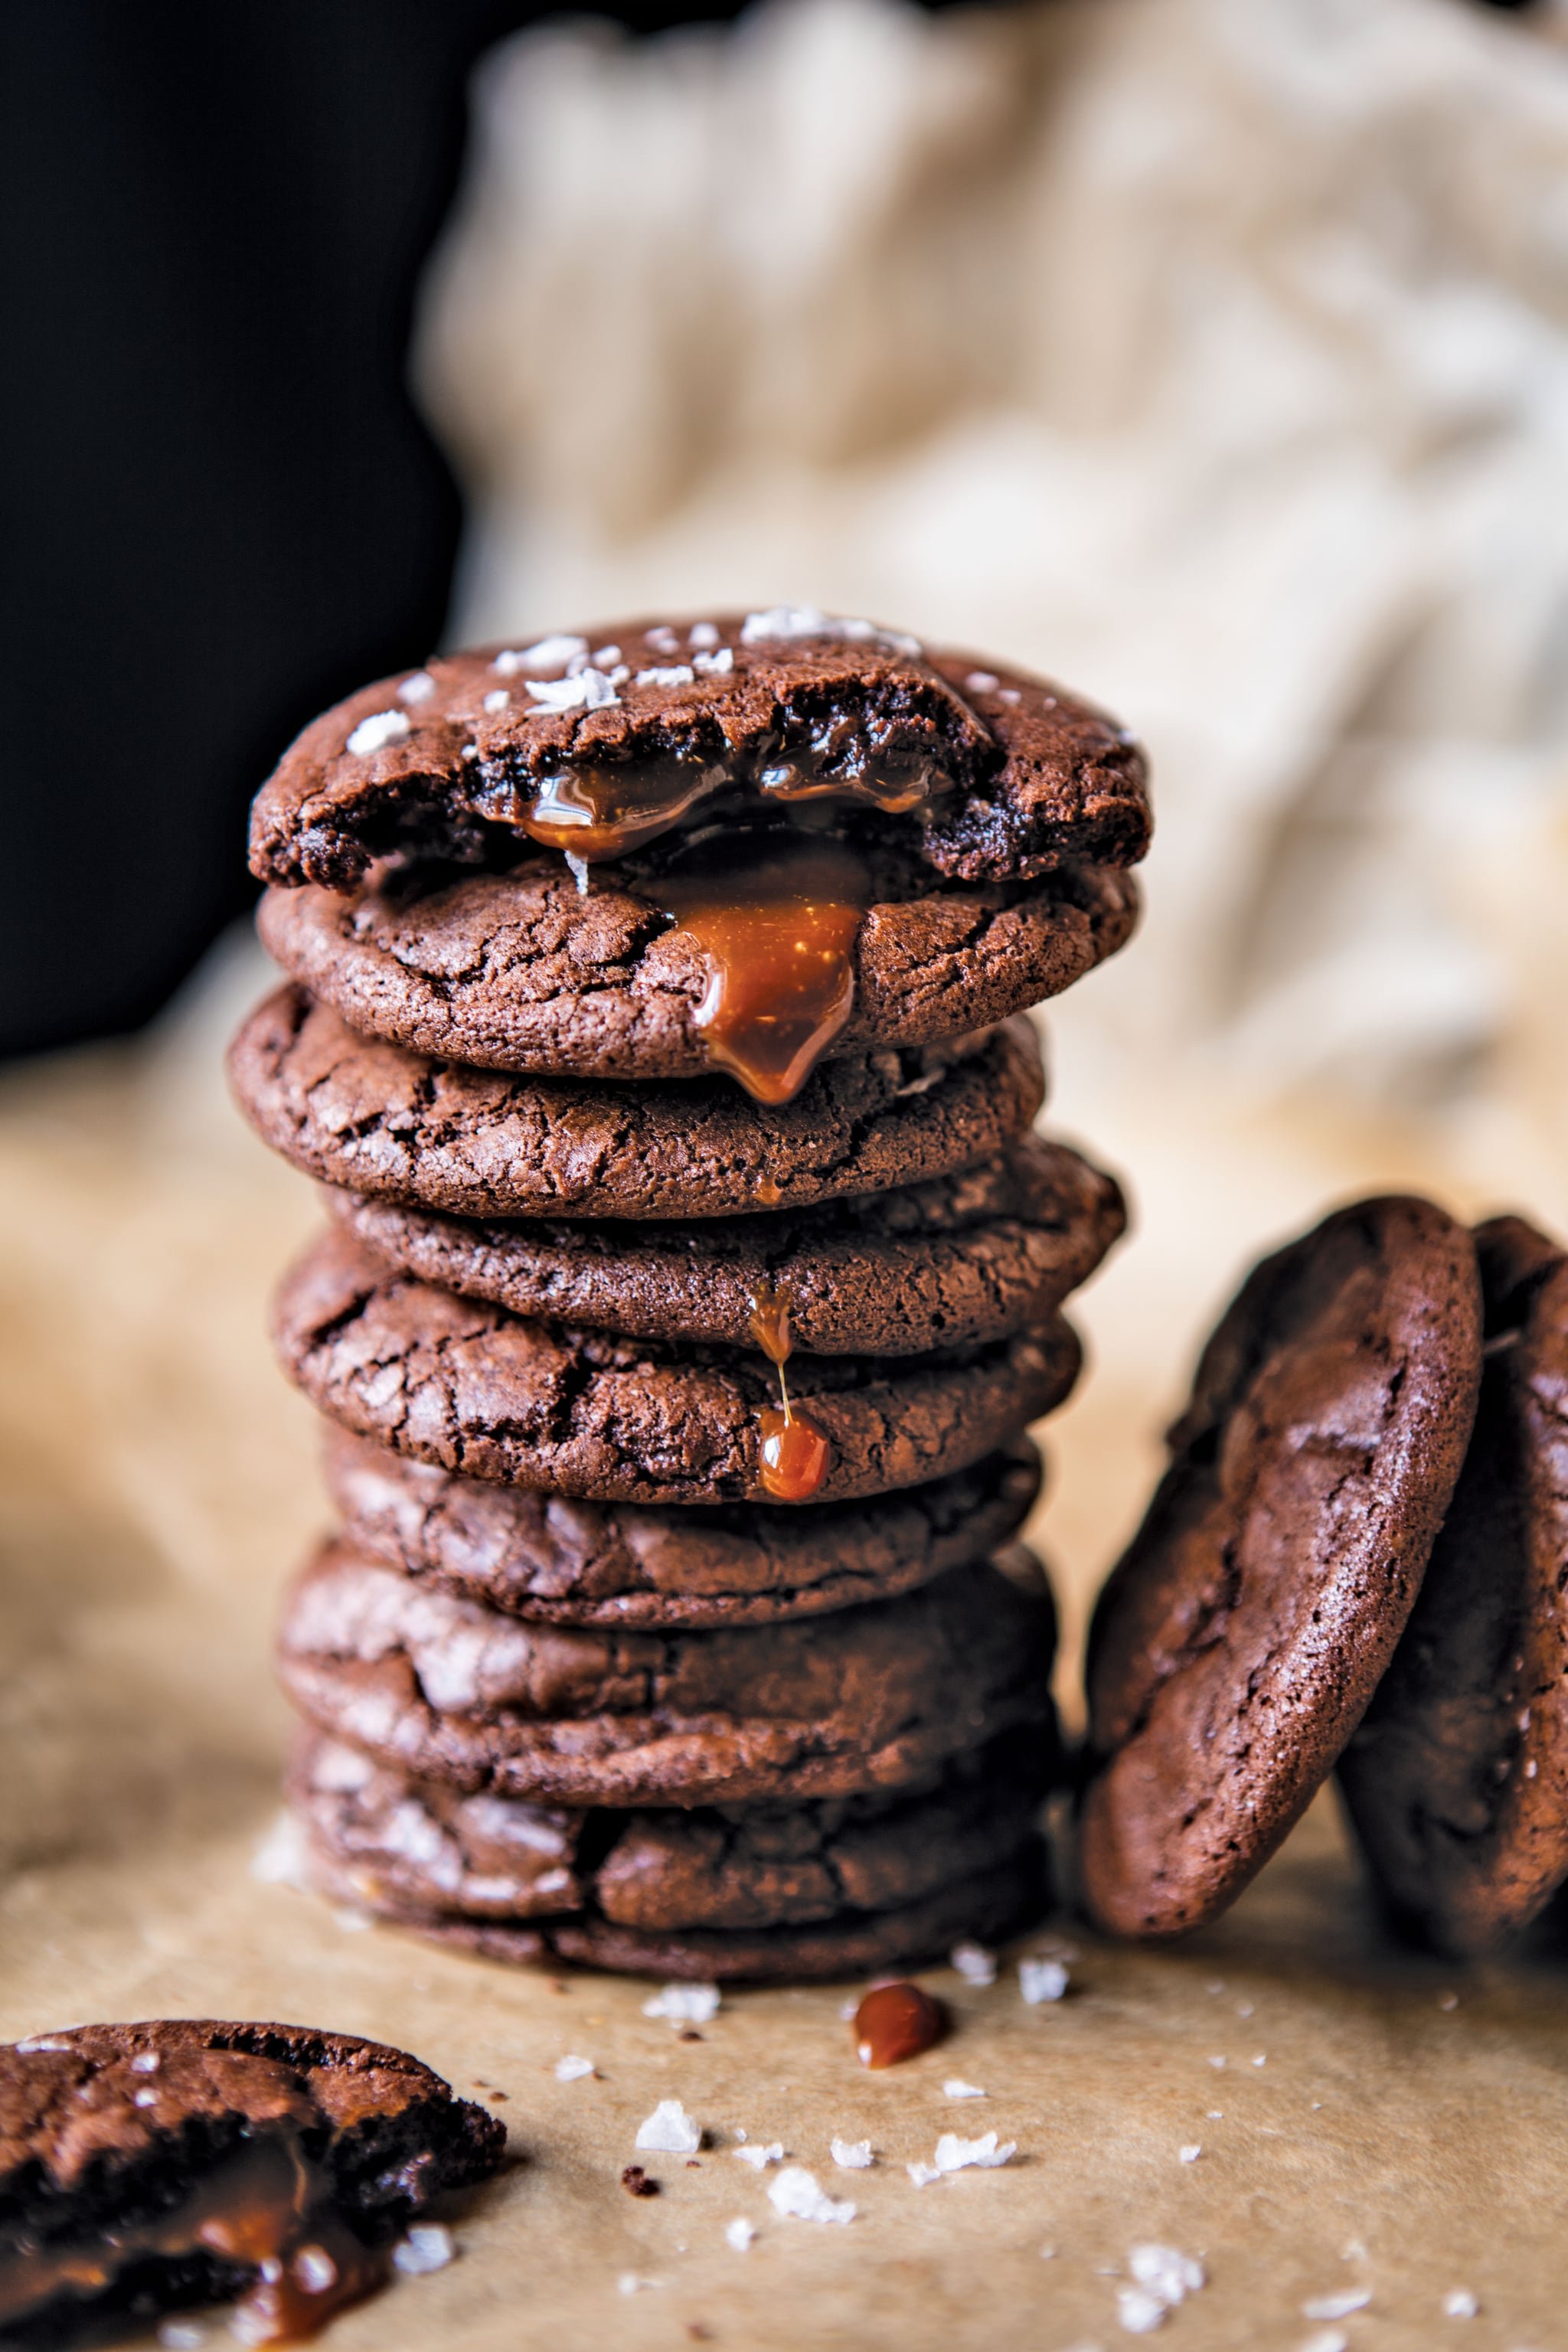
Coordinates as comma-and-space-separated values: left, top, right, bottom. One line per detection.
768, 2167, 855, 2225
740, 606, 921, 658
831, 2138, 873, 2169
1300, 2332, 1348, 2352
692, 646, 733, 675
495, 635, 586, 675
635, 665, 694, 688
688, 621, 720, 648
1020, 1957, 1069, 2004
725, 2218, 755, 2252
1178, 2145, 1202, 2164
933, 2131, 1014, 2173
483, 688, 509, 712
524, 667, 620, 713
1442, 2289, 1479, 2318
554, 2054, 595, 2082
1129, 2246, 1204, 2305
965, 671, 999, 692
943, 2080, 987, 2101
345, 709, 410, 756
397, 670, 436, 704
1117, 2285, 1168, 2334
1302, 2288, 1370, 2321
635, 2100, 701, 2154
733, 2142, 783, 2169
642, 1983, 720, 2027
949, 1941, 996, 1987
906, 2162, 942, 2187
393, 2224, 454, 2275
156, 2324, 207, 2349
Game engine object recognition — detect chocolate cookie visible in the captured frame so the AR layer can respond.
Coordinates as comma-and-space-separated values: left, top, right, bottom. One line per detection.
247, 616, 1150, 892
1339, 1215, 1568, 1955
291, 1727, 1051, 1934
305, 1848, 1048, 1984
229, 985, 1047, 1221
0, 2019, 503, 2347
276, 1537, 1057, 1808
1080, 1196, 1483, 1941
256, 850, 1138, 1089
273, 1228, 1081, 1506
329, 1134, 1124, 1357
326, 1428, 1042, 1626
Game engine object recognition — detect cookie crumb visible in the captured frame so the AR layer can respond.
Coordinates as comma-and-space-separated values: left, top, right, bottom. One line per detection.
621, 2166, 660, 2199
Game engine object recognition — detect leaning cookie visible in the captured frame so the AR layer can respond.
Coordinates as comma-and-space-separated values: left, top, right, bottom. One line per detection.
1339, 1215, 1568, 1956
247, 616, 1150, 892
272, 1228, 1080, 1506
229, 987, 1047, 1222
276, 1537, 1058, 1808
328, 1133, 1125, 1357
0, 2020, 504, 2347
291, 1727, 1051, 1934
325, 1429, 1041, 1626
1079, 1195, 1482, 1940
256, 852, 1137, 1089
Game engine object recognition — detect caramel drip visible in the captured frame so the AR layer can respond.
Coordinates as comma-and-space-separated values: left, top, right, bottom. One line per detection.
854, 1981, 945, 2069
658, 831, 869, 1106
0, 2135, 388, 2342
747, 1277, 831, 1503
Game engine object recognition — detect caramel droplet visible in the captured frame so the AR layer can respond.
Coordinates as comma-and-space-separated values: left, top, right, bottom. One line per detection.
755, 1176, 782, 1207
758, 1407, 830, 1503
854, 1981, 944, 2069
748, 1280, 793, 1366
658, 831, 867, 1104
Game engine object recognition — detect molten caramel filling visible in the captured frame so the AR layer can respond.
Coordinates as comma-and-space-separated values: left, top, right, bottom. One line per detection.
0, 2134, 388, 2343
746, 1276, 831, 1504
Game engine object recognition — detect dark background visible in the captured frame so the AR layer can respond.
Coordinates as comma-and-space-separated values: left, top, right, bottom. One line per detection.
0, 0, 1539, 1060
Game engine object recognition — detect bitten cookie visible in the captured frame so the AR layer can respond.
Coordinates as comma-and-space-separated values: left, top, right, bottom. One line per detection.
229, 987, 1048, 1221
326, 1428, 1042, 1626
1079, 1195, 1483, 1940
0, 2020, 503, 2347
1339, 1214, 1568, 1955
328, 1133, 1125, 1357
276, 1537, 1058, 1808
272, 1227, 1081, 1505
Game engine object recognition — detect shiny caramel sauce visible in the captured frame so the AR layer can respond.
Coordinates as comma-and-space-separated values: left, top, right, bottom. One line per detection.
657, 830, 869, 1106
747, 1276, 831, 1504
854, 1981, 945, 2069
0, 2135, 388, 2343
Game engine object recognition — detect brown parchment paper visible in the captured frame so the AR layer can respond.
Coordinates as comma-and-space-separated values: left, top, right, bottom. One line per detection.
2, 951, 1566, 2352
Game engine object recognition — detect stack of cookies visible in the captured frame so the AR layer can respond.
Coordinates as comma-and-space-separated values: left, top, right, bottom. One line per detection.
229, 609, 1151, 1978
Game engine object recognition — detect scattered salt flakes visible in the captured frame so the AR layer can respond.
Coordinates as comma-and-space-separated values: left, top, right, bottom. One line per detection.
524, 666, 619, 713
333, 1906, 371, 1932
838, 2001, 859, 2022
906, 2162, 942, 2188
1206, 1979, 1225, 1996
1439, 1991, 1459, 2011
131, 2052, 160, 2073
618, 2274, 657, 2296
733, 2142, 784, 2170
1236, 2001, 1254, 2018
293, 2249, 338, 2294
950, 1940, 996, 1988
943, 2080, 987, 2101
933, 2131, 1014, 2174
157, 2323, 207, 2348
1117, 2286, 1167, 2334
692, 647, 733, 676
394, 2223, 455, 2276
555, 2054, 595, 2082
1252, 2054, 1267, 2067
1020, 1957, 1069, 2005
1178, 2145, 1201, 2164
740, 606, 921, 658
345, 708, 411, 756
397, 670, 436, 704
1300, 2333, 1348, 2352
831, 2138, 873, 2170
1526, 1758, 1539, 1778
644, 624, 680, 652
482, 688, 510, 712
1129, 2246, 1204, 2305
997, 686, 1021, 704
460, 741, 479, 760
635, 2100, 702, 2154
965, 671, 998, 692
725, 2218, 755, 2252
635, 665, 695, 688
688, 622, 720, 648
642, 1983, 720, 2027
133, 2089, 156, 2107
1207, 2111, 1223, 2119
768, 2167, 855, 2226
1442, 2289, 1479, 2318
495, 635, 586, 675
592, 645, 621, 667
16, 2037, 76, 2053
1207, 2056, 1227, 2069
1302, 2288, 1371, 2321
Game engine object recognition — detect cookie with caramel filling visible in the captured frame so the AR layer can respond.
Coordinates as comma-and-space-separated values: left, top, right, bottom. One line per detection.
227, 987, 1047, 1222
1079, 1195, 1482, 1941
325, 1429, 1041, 1626
247, 614, 1150, 892
1339, 1214, 1568, 1956
271, 1227, 1080, 1508
274, 1535, 1057, 1808
327, 1132, 1124, 1358
0, 2020, 502, 2348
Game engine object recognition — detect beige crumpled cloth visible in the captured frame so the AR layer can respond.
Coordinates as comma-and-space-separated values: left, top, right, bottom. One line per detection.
5, 0, 1568, 2338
